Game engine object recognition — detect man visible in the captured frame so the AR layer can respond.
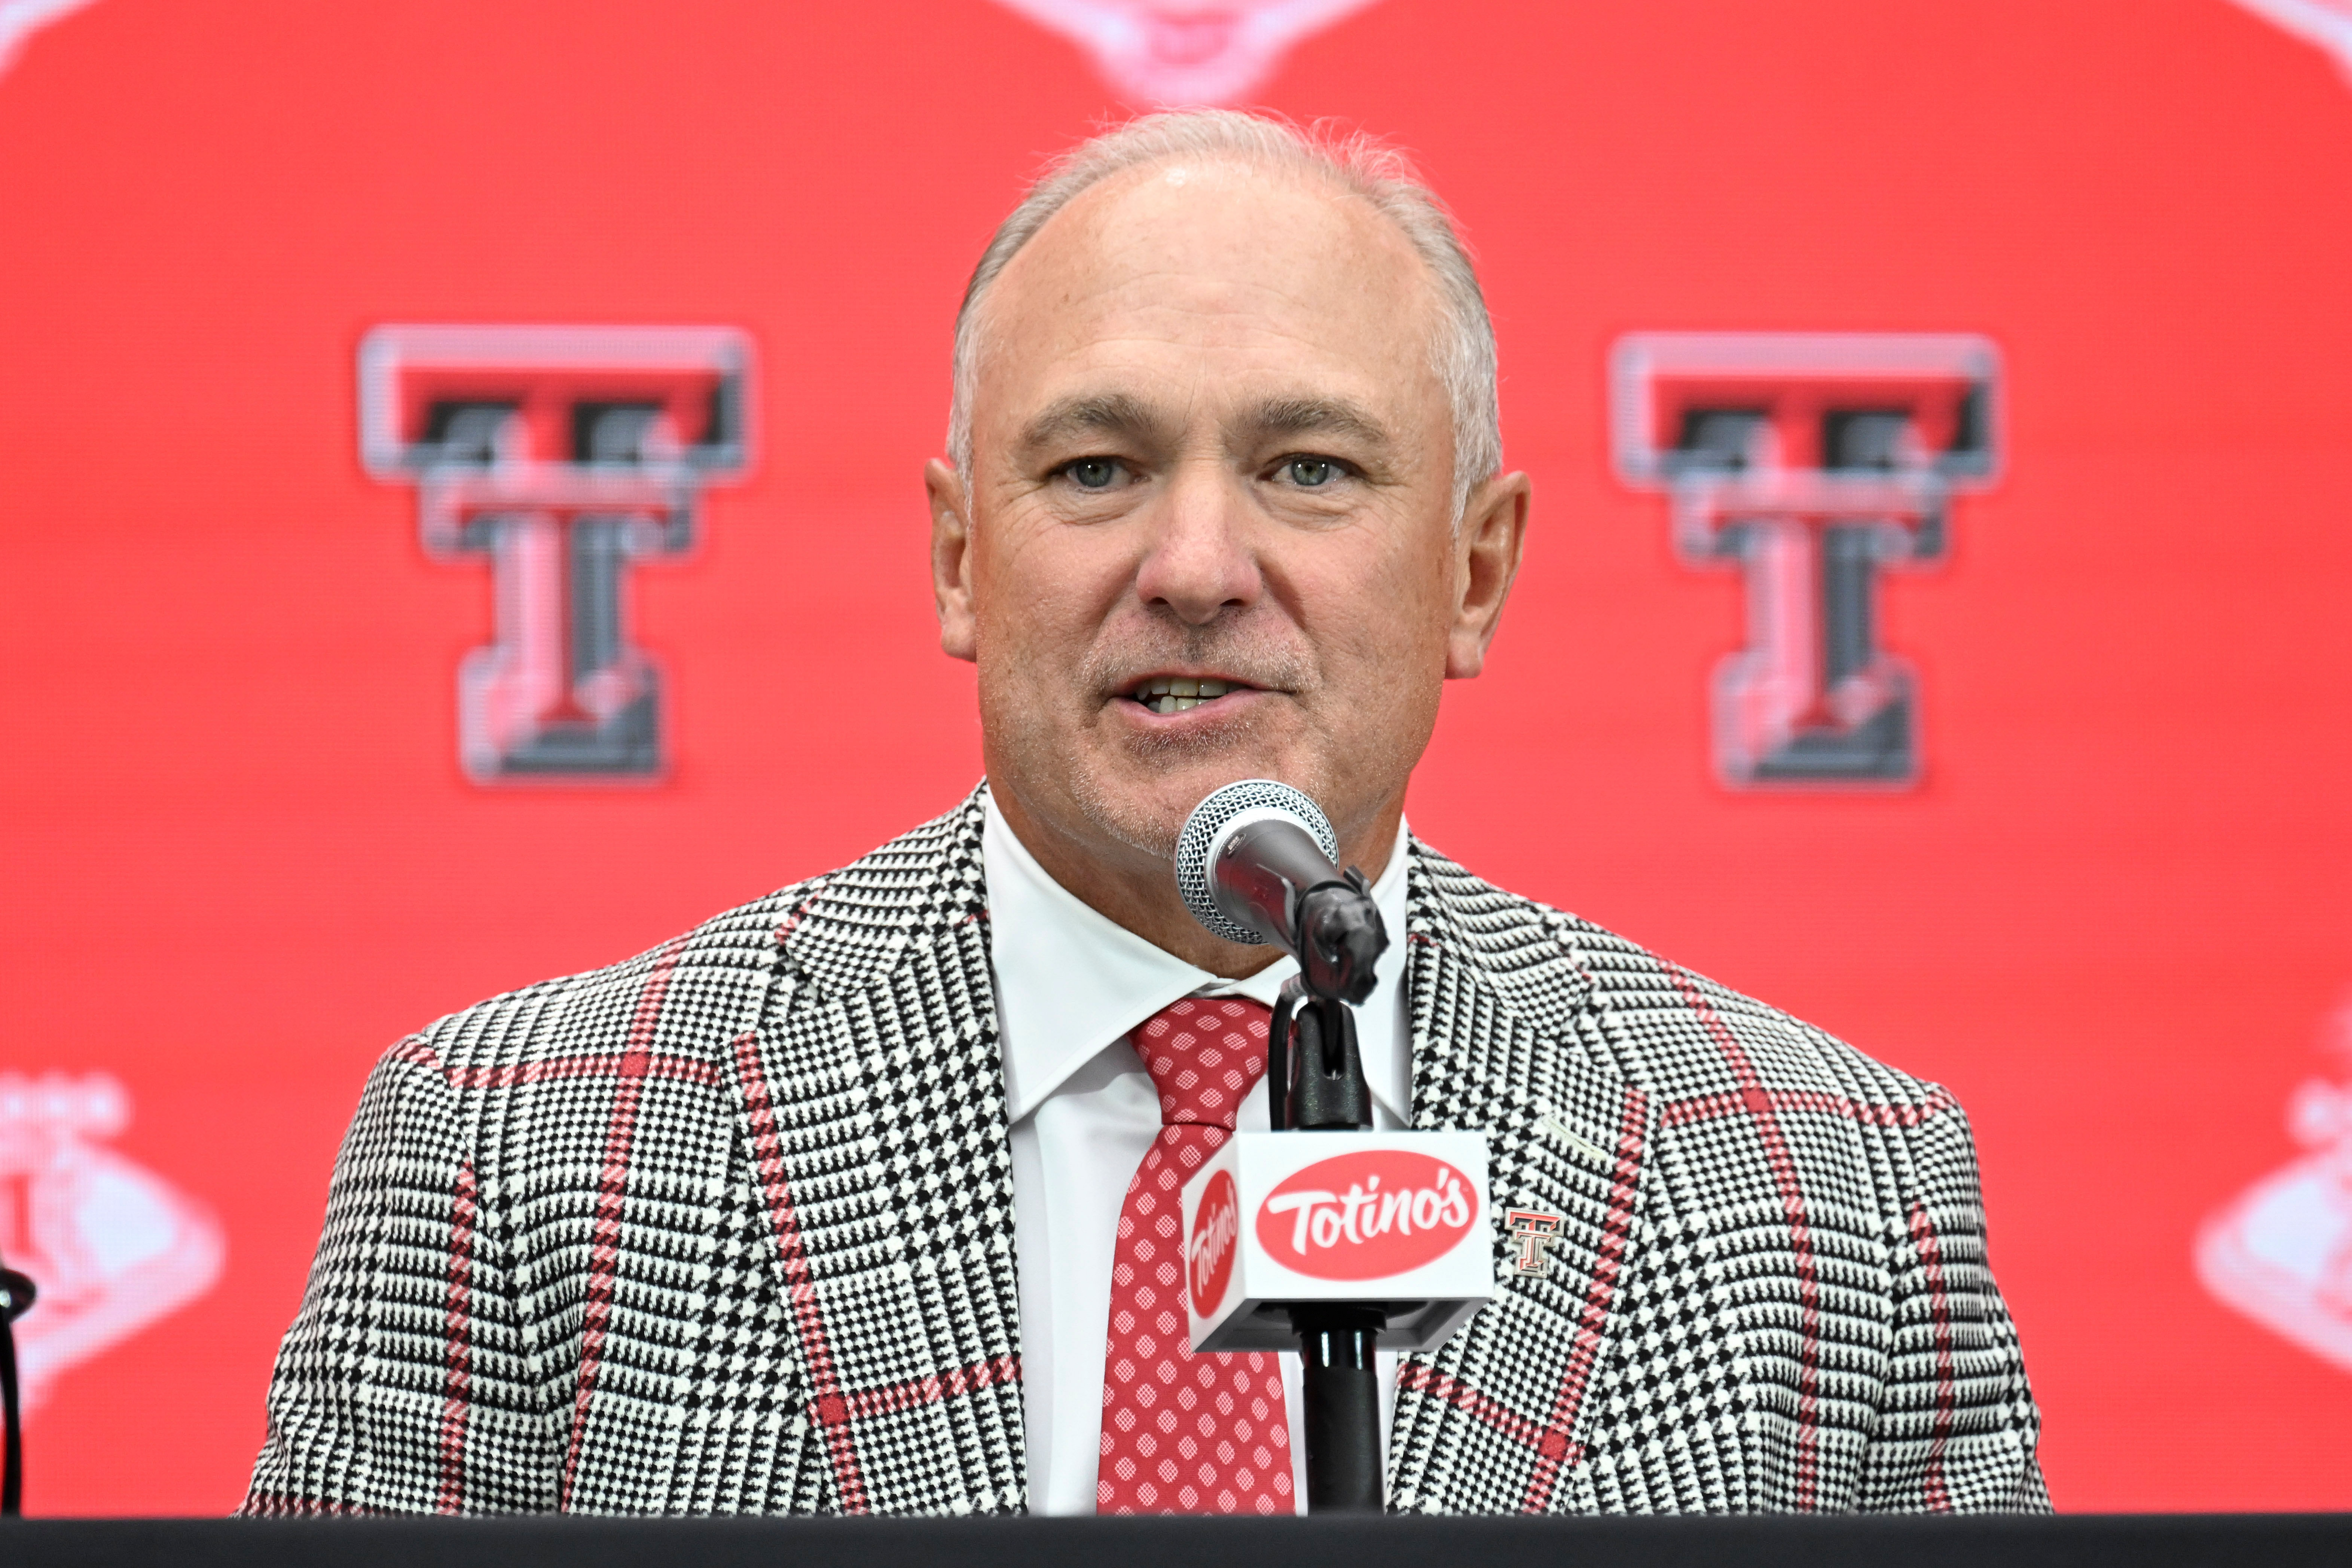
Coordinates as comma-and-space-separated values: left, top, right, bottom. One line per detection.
245, 110, 2046, 1516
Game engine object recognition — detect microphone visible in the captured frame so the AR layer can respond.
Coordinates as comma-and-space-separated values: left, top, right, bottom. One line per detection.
1173, 779, 1387, 1005
1170, 782, 1491, 1516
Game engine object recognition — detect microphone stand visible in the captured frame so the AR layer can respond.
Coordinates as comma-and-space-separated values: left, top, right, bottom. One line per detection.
0, 1256, 33, 1516
1267, 866, 1385, 1515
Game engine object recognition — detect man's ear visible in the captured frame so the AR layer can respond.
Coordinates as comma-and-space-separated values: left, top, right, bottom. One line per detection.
1445, 470, 1531, 680
926, 458, 979, 663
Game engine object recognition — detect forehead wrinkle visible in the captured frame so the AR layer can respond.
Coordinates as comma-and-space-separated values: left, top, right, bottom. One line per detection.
999, 159, 1435, 342
979, 162, 1455, 476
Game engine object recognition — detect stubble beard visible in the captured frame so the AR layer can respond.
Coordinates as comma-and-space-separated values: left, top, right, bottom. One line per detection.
1066, 700, 1332, 862
1010, 629, 1325, 864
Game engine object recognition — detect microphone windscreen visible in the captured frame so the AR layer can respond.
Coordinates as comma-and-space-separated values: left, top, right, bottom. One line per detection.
1173, 779, 1338, 945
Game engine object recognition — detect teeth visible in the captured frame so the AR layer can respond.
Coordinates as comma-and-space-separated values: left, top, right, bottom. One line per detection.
1134, 678, 1240, 714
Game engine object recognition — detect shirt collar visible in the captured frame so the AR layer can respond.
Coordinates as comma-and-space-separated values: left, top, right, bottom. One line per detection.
982, 788, 1412, 1126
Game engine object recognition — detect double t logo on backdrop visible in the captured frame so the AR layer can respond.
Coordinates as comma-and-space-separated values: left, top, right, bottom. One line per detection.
1612, 332, 2002, 789
359, 327, 751, 783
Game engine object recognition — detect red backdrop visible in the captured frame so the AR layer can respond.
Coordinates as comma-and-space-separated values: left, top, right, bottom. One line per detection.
3, 0, 2351, 1516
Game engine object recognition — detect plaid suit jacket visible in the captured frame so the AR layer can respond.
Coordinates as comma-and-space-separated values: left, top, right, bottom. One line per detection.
244, 788, 2047, 1516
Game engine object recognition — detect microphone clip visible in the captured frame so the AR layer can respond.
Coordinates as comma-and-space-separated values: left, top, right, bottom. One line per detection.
1268, 969, 1374, 1132
1269, 859, 1384, 1133
1292, 864, 1384, 1008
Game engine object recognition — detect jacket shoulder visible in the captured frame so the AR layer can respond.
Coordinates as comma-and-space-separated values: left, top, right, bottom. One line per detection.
1408, 837, 1951, 1116
395, 875, 817, 1082
394, 786, 991, 1081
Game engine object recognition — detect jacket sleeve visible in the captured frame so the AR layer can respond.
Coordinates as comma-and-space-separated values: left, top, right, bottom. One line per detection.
1858, 1092, 2051, 1513
242, 1037, 555, 1514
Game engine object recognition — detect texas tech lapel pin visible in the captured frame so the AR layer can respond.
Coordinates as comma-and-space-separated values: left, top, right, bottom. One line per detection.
1505, 1208, 1566, 1278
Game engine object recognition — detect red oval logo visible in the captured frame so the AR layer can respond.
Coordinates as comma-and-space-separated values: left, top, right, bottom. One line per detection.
1254, 1151, 1479, 1280
1189, 1169, 1240, 1316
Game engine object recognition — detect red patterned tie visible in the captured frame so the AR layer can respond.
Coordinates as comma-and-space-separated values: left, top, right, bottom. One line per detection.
1097, 996, 1295, 1515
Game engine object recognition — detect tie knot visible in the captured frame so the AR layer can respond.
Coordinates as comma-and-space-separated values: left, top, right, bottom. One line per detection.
1134, 997, 1271, 1130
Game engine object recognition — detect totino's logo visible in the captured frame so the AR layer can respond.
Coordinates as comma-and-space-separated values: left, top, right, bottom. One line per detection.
1256, 1152, 1477, 1280
1189, 1169, 1240, 1315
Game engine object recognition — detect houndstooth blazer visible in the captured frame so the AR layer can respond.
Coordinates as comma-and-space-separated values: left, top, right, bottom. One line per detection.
244, 787, 2047, 1516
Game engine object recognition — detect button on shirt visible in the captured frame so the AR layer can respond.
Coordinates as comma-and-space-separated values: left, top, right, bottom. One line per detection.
982, 791, 1413, 1516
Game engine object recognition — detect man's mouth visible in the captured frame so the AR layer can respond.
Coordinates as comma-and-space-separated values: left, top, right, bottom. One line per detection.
1126, 676, 1248, 716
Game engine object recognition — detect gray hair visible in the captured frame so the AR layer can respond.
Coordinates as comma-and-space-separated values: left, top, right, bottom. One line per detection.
947, 110, 1502, 514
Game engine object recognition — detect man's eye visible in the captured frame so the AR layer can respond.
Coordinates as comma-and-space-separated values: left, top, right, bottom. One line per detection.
1064, 458, 1121, 489
1284, 457, 1341, 487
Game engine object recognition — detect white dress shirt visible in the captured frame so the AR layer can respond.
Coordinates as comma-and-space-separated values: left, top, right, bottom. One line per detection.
982, 791, 1414, 1516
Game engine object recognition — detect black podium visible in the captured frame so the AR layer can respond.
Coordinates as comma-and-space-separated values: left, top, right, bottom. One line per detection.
2, 1513, 2348, 1568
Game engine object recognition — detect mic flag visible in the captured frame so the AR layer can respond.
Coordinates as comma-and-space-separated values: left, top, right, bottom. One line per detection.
1180, 1131, 1495, 1354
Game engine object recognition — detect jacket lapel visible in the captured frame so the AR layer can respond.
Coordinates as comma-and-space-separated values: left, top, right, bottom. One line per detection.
727, 789, 1029, 1514
716, 812, 1659, 1514
1392, 841, 1659, 1513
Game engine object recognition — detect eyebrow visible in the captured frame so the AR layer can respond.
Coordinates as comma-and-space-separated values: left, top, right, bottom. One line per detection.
1244, 396, 1393, 451
1010, 390, 1397, 462
1014, 392, 1171, 458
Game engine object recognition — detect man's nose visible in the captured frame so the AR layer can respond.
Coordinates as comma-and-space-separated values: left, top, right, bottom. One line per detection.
1133, 463, 1261, 625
